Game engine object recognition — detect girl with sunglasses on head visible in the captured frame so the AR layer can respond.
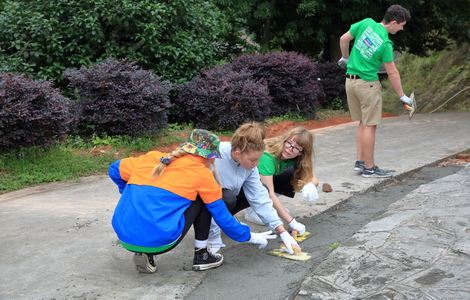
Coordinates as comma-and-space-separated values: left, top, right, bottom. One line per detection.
246, 126, 319, 235
207, 122, 300, 255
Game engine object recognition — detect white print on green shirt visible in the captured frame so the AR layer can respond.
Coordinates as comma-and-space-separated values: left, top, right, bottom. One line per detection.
355, 26, 383, 60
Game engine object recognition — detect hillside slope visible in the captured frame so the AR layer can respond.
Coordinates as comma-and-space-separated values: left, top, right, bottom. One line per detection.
382, 43, 470, 114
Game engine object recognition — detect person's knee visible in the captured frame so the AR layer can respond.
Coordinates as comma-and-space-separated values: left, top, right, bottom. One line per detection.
222, 189, 238, 210
363, 124, 377, 131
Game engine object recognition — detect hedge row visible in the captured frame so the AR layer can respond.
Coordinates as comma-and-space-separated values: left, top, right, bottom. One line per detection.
0, 54, 346, 151
1, 58, 171, 151
173, 52, 344, 130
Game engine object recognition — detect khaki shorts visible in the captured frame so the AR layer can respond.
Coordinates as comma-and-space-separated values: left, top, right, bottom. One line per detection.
346, 78, 382, 126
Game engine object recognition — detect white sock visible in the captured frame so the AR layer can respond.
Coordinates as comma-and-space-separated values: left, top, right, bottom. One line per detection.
194, 239, 208, 249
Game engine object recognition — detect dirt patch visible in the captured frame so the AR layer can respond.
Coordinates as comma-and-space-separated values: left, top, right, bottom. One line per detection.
155, 113, 396, 153
89, 145, 114, 156
438, 151, 470, 167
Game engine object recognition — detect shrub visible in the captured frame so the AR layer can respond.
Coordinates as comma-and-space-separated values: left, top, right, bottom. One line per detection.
0, 0, 232, 84
317, 62, 347, 109
173, 65, 272, 130
65, 58, 171, 136
0, 74, 72, 151
231, 51, 325, 118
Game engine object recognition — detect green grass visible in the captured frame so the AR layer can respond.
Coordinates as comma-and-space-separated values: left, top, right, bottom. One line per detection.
328, 242, 339, 251
315, 109, 350, 120
265, 113, 308, 124
382, 43, 470, 114
0, 144, 115, 192
0, 125, 193, 194
0, 110, 356, 194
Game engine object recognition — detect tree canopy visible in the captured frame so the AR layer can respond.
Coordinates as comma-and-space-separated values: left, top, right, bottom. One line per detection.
0, 0, 233, 84
216, 0, 470, 60
0, 0, 468, 85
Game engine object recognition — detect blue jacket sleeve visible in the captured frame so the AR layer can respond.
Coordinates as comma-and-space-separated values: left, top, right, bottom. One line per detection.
206, 199, 251, 242
108, 160, 126, 194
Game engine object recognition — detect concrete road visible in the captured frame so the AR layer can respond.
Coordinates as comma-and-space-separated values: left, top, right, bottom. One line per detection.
1, 112, 469, 299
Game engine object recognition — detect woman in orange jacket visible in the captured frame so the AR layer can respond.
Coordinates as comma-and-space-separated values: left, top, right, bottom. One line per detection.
109, 129, 275, 273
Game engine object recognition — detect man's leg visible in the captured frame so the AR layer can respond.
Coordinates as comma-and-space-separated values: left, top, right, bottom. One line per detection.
355, 79, 390, 177
359, 124, 377, 169
346, 78, 365, 172
356, 122, 364, 162
357, 80, 392, 178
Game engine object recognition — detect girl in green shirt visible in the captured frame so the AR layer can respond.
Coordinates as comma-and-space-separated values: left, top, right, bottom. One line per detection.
254, 127, 319, 233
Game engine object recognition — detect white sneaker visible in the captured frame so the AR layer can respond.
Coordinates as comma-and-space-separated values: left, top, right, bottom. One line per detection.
244, 207, 264, 225
207, 220, 226, 254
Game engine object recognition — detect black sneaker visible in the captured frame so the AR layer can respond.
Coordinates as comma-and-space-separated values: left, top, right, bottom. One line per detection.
353, 160, 365, 173
193, 248, 224, 271
133, 253, 157, 273
362, 166, 393, 178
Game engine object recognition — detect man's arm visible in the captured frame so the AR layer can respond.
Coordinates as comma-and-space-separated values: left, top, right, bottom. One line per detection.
383, 61, 405, 97
339, 31, 354, 58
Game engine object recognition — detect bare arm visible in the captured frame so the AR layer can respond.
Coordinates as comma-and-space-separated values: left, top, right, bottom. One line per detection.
339, 31, 354, 58
274, 224, 288, 234
311, 176, 319, 186
383, 61, 405, 97
259, 174, 293, 223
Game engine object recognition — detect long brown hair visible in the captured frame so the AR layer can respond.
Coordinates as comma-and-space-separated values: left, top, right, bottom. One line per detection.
264, 126, 315, 191
231, 122, 266, 153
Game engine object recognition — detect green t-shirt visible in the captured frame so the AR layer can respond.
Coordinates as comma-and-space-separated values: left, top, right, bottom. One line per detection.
258, 151, 296, 176
347, 18, 394, 81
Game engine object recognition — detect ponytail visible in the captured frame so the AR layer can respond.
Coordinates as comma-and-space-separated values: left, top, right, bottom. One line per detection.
231, 122, 266, 153
152, 148, 187, 177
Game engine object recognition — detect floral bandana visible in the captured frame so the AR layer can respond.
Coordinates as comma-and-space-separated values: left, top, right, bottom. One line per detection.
180, 129, 221, 159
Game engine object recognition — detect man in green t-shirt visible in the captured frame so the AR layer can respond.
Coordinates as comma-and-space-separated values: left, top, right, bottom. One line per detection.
338, 4, 411, 178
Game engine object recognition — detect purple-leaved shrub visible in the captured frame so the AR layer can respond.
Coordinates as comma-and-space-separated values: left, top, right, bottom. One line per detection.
231, 52, 325, 118
65, 58, 171, 136
0, 74, 72, 151
317, 62, 346, 109
173, 65, 272, 130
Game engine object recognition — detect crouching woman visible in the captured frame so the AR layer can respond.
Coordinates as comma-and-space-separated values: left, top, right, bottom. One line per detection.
109, 129, 274, 273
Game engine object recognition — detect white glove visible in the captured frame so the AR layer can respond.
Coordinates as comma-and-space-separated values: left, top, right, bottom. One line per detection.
400, 95, 413, 106
248, 231, 277, 249
337, 57, 348, 69
280, 231, 299, 255
288, 218, 306, 235
301, 182, 319, 202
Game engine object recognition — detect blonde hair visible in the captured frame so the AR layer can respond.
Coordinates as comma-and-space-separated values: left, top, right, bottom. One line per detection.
231, 122, 266, 153
152, 148, 187, 177
264, 126, 315, 191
